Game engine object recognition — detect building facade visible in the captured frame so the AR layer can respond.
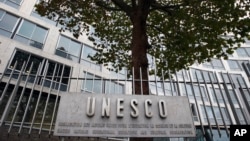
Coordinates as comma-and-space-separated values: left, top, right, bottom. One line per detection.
0, 1, 250, 141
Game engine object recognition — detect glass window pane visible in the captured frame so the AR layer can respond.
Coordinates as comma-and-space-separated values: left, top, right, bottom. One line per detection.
17, 20, 35, 38
245, 48, 250, 56
68, 41, 81, 57
228, 60, 241, 71
10, 50, 30, 70
84, 73, 93, 92
32, 26, 47, 43
93, 76, 102, 93
0, 12, 19, 32
82, 45, 93, 61
236, 48, 248, 57
57, 36, 70, 52
212, 59, 224, 69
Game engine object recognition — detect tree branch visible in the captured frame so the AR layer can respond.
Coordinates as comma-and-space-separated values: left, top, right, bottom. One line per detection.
146, 23, 165, 35
95, 0, 122, 11
111, 0, 132, 16
150, 0, 189, 14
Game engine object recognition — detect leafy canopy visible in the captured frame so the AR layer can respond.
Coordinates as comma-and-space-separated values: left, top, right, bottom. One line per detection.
36, 0, 250, 75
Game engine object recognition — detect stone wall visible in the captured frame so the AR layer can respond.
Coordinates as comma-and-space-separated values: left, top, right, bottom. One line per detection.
0, 126, 112, 141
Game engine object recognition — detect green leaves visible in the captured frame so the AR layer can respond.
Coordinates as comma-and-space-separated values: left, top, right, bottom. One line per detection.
35, 0, 250, 77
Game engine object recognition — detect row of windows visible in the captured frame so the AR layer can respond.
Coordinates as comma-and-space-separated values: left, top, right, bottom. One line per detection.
5, 50, 125, 94
0, 9, 101, 71
82, 71, 124, 94
0, 9, 48, 49
7, 50, 71, 91
55, 35, 101, 71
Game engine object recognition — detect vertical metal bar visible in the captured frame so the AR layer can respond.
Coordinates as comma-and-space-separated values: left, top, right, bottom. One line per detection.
0, 61, 26, 126
75, 67, 80, 92
39, 63, 58, 134
49, 64, 65, 135
207, 72, 222, 137
8, 62, 34, 133
168, 70, 174, 96
227, 76, 248, 124
227, 74, 249, 124
83, 71, 87, 92
66, 66, 73, 92
182, 70, 189, 99
28, 62, 49, 134
175, 70, 181, 96
220, 73, 241, 124
195, 71, 213, 137
188, 70, 205, 135
147, 68, 150, 95
101, 69, 104, 94
117, 72, 119, 94
161, 70, 166, 96
108, 73, 111, 94
132, 67, 135, 95
154, 67, 158, 96
0, 61, 18, 103
140, 67, 143, 95
214, 72, 233, 125
211, 72, 230, 137
18, 63, 42, 134
125, 69, 128, 95
237, 78, 250, 115
91, 73, 95, 93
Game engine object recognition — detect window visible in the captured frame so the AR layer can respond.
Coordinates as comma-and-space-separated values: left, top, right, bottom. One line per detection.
221, 107, 231, 124
81, 45, 101, 70
201, 105, 215, 124
181, 84, 193, 97
0, 9, 19, 37
176, 69, 189, 80
201, 106, 225, 124
190, 103, 199, 122
55, 35, 101, 71
55, 35, 81, 63
230, 74, 245, 88
243, 89, 250, 106
0, 0, 22, 9
191, 69, 216, 82
14, 20, 48, 49
193, 85, 207, 101
191, 69, 203, 82
228, 90, 238, 105
236, 108, 246, 124
227, 60, 242, 71
82, 72, 124, 94
202, 59, 224, 70
236, 47, 250, 57
210, 88, 228, 104
7, 50, 71, 91
0, 10, 48, 49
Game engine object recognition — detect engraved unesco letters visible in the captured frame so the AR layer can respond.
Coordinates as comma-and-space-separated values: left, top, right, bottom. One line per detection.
86, 97, 168, 119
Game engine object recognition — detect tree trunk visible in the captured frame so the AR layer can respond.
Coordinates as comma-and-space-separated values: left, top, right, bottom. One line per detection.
130, 1, 153, 141
131, 1, 150, 95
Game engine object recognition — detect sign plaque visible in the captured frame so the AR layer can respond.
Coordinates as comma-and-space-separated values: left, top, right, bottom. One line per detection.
54, 93, 195, 137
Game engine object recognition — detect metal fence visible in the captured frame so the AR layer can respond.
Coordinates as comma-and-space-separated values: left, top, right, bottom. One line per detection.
1, 61, 250, 140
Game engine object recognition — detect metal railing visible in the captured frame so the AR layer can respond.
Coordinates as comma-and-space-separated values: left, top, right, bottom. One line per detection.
0, 61, 250, 140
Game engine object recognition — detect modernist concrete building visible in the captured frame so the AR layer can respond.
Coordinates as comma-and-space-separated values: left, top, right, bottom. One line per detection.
0, 1, 250, 141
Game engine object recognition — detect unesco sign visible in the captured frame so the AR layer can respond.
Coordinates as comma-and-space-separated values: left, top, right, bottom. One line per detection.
54, 93, 195, 137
